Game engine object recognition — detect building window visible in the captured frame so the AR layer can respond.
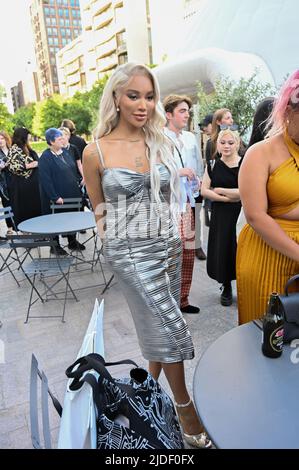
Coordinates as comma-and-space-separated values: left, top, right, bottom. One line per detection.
61, 28, 66, 36
51, 17, 57, 25
118, 53, 128, 65
65, 18, 70, 26
47, 27, 52, 35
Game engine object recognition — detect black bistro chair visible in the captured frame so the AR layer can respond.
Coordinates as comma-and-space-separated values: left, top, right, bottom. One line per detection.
7, 234, 79, 322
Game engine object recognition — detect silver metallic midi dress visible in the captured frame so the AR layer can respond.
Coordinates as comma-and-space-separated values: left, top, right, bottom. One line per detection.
96, 141, 194, 363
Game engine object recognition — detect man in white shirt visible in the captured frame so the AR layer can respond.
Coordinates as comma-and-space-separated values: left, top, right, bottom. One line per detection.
163, 95, 205, 314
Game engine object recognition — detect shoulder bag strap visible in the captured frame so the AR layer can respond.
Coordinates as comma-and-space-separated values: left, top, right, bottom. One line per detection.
285, 274, 299, 295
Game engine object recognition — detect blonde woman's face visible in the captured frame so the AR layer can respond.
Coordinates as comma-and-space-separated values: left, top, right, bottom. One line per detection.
219, 112, 233, 126
217, 135, 237, 157
61, 133, 69, 146
118, 74, 155, 128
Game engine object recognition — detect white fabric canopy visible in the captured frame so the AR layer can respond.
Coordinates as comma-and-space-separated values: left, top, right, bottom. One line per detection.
155, 47, 275, 100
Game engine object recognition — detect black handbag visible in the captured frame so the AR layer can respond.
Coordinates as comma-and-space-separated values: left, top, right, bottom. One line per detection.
65, 353, 184, 449
278, 274, 299, 343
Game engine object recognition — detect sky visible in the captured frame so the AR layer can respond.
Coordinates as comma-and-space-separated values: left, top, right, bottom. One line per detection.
0, 0, 36, 109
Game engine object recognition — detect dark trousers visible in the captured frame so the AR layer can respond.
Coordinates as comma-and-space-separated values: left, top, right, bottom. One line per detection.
54, 234, 76, 247
1, 195, 14, 229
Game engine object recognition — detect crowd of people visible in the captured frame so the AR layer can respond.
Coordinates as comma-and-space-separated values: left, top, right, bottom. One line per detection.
0, 120, 87, 250
1, 63, 299, 448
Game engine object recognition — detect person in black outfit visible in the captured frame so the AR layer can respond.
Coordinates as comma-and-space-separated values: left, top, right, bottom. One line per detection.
39, 128, 85, 255
0, 131, 14, 233
59, 126, 84, 183
7, 128, 41, 228
247, 97, 275, 148
201, 129, 242, 306
60, 119, 87, 161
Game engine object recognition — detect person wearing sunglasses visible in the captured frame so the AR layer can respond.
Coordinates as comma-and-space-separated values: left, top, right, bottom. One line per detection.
201, 128, 242, 306
237, 71, 299, 325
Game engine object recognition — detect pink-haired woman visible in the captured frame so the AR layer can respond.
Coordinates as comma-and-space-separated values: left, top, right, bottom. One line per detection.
237, 70, 299, 324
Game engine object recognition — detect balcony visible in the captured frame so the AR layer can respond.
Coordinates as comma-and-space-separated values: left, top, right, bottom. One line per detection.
93, 24, 114, 45
91, 0, 111, 17
97, 36, 116, 58
65, 59, 80, 75
93, 8, 113, 30
97, 53, 117, 72
66, 71, 81, 86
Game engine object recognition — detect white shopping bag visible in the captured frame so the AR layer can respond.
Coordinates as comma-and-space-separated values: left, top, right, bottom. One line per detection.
58, 298, 104, 449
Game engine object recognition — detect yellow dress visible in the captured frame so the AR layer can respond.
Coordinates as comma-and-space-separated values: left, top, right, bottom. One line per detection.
237, 131, 299, 324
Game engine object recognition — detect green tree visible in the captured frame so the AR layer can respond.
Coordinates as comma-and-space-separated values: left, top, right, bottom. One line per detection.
32, 100, 44, 138
84, 75, 109, 133
62, 98, 92, 135
197, 72, 276, 137
0, 103, 13, 134
40, 95, 64, 134
0, 84, 7, 104
12, 103, 36, 131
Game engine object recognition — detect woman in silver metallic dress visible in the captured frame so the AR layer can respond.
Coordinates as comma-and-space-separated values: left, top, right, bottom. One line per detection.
83, 63, 211, 448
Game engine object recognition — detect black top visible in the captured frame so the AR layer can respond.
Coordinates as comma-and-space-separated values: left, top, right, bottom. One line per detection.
0, 149, 9, 199
69, 134, 87, 161
39, 148, 81, 214
206, 158, 242, 283
64, 144, 81, 180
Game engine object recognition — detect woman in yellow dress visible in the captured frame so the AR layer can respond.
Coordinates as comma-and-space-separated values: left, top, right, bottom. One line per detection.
237, 70, 299, 324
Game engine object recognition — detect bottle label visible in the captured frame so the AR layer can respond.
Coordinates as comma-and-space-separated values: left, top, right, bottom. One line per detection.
270, 326, 284, 352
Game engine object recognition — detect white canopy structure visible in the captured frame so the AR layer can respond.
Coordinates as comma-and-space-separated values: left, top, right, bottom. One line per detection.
155, 47, 275, 100
154, 0, 298, 98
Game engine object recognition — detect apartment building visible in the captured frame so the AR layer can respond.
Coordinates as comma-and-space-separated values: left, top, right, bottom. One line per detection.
57, 0, 152, 96
10, 69, 40, 112
30, 0, 83, 99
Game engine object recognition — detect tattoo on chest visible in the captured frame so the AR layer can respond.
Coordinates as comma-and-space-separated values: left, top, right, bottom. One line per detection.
135, 156, 144, 169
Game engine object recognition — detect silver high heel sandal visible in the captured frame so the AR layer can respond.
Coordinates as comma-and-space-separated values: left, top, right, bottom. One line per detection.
175, 398, 212, 449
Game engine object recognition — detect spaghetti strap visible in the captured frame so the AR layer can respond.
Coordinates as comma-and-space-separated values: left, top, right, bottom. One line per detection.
95, 139, 105, 169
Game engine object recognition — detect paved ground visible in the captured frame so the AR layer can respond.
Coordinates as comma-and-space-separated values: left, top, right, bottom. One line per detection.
0, 210, 245, 449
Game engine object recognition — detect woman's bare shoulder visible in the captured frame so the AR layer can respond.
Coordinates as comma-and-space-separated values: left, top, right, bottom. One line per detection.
83, 141, 99, 161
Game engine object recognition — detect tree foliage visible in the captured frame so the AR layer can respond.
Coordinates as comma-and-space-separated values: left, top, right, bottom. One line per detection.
0, 84, 7, 104
12, 103, 36, 131
84, 75, 109, 132
40, 95, 64, 134
62, 98, 92, 135
0, 103, 13, 134
11, 75, 109, 138
197, 72, 276, 137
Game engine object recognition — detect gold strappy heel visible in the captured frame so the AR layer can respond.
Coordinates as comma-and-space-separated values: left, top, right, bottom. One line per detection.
175, 398, 212, 449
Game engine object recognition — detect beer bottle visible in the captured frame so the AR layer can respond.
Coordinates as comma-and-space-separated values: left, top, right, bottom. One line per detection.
261, 292, 284, 358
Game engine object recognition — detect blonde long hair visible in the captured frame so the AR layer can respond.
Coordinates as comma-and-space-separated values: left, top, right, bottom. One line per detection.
94, 62, 180, 213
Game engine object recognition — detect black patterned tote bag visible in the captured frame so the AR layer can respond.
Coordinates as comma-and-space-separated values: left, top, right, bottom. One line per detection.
66, 353, 184, 449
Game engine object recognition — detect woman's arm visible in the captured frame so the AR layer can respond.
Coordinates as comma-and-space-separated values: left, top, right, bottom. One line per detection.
25, 161, 38, 169
82, 143, 106, 239
214, 187, 240, 201
239, 142, 299, 263
201, 167, 231, 202
76, 159, 84, 183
